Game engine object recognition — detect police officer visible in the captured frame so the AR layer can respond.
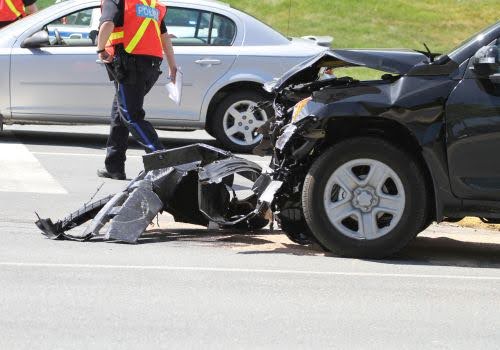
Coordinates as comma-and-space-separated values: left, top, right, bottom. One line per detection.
0, 0, 37, 29
96, 0, 177, 180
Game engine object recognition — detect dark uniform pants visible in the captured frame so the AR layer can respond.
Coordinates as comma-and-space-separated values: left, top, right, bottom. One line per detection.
105, 54, 164, 174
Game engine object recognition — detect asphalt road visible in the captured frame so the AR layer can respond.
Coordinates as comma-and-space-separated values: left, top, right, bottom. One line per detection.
1, 125, 500, 349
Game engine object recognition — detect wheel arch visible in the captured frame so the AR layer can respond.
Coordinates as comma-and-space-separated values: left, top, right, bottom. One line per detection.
204, 80, 270, 135
322, 117, 438, 222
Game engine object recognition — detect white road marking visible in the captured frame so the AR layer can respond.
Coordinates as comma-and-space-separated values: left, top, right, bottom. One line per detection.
32, 152, 270, 166
0, 142, 67, 194
32, 151, 142, 158
1, 262, 499, 281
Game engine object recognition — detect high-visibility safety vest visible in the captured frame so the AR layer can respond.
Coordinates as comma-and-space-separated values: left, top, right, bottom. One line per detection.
0, 0, 26, 22
105, 0, 166, 58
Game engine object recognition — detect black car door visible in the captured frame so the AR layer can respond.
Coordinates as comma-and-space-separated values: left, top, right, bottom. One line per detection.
446, 39, 500, 200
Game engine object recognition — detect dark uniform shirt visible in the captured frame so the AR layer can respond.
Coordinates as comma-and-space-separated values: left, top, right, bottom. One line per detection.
0, 0, 37, 28
100, 0, 167, 34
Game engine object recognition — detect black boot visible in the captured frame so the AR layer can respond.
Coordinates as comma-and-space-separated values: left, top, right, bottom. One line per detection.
97, 169, 126, 180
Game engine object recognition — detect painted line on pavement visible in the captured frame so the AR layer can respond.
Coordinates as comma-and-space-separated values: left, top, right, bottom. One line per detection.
1, 262, 499, 281
0, 136, 68, 194
32, 151, 142, 158
31, 152, 271, 167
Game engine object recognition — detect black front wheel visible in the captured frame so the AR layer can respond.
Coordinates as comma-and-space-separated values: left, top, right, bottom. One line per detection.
302, 137, 429, 259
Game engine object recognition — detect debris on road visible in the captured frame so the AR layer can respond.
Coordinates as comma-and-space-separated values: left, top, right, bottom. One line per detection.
36, 144, 280, 243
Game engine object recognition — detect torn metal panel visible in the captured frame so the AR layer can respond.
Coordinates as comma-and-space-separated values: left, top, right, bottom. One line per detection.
258, 181, 283, 204
153, 167, 209, 226
198, 157, 269, 228
83, 191, 128, 237
251, 174, 272, 198
143, 143, 231, 172
106, 183, 163, 243
35, 194, 115, 240
198, 182, 232, 225
267, 49, 429, 93
77, 180, 165, 243
198, 157, 262, 184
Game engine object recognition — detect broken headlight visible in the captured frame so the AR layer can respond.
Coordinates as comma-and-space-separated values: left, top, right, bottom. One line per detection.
291, 97, 313, 123
276, 124, 298, 151
276, 97, 314, 150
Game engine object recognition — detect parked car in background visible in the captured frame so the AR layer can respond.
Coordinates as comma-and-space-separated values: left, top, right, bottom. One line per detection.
0, 0, 331, 152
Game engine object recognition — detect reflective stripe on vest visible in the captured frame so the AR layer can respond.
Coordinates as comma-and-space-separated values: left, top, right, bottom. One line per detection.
0, 0, 26, 22
107, 0, 166, 58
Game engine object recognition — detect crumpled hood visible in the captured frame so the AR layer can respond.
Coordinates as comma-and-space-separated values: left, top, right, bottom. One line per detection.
267, 49, 428, 92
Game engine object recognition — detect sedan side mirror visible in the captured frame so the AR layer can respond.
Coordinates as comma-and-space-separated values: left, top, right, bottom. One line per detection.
489, 73, 500, 85
89, 30, 98, 45
472, 45, 499, 77
21, 30, 50, 48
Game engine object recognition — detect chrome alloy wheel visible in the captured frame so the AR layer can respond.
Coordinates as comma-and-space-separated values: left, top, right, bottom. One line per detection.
222, 100, 268, 147
323, 159, 406, 240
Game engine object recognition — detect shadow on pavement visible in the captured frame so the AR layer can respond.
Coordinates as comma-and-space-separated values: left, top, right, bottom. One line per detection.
132, 228, 322, 256
388, 236, 500, 268
139, 228, 500, 266
138, 229, 277, 245
138, 229, 326, 257
3, 129, 218, 150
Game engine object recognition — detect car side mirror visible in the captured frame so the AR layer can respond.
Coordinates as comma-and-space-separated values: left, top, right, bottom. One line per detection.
472, 45, 499, 77
21, 30, 50, 48
89, 30, 98, 45
489, 73, 500, 85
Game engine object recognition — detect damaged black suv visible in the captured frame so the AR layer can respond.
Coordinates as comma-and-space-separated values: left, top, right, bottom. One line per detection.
260, 21, 500, 257
37, 22, 500, 259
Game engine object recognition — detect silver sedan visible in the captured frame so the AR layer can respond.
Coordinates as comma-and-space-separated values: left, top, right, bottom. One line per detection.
0, 0, 329, 151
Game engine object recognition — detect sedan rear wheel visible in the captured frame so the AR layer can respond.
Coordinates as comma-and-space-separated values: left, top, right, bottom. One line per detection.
302, 137, 428, 258
212, 91, 269, 153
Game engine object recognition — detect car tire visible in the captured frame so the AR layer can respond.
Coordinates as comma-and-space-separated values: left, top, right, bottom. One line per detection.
211, 90, 269, 153
302, 137, 428, 259
277, 211, 315, 245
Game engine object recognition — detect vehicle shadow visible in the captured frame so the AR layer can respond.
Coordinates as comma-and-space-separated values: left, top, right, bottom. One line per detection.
2, 129, 218, 150
138, 227, 500, 267
240, 234, 500, 268
388, 236, 500, 268
136, 228, 324, 256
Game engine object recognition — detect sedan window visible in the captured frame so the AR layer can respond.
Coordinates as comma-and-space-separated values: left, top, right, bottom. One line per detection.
165, 7, 236, 46
45, 7, 99, 47
210, 14, 236, 46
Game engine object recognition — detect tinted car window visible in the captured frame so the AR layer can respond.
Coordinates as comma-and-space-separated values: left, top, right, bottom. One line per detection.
165, 7, 235, 46
210, 14, 236, 46
46, 8, 98, 46
197, 12, 212, 43
166, 7, 205, 46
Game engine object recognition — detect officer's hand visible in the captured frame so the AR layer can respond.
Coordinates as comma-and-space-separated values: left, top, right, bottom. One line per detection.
99, 51, 113, 64
169, 66, 178, 85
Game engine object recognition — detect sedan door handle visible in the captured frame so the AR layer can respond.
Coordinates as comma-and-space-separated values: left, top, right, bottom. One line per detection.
195, 59, 222, 66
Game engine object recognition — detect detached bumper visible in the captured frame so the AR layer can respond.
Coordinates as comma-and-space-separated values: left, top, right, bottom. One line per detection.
35, 144, 281, 243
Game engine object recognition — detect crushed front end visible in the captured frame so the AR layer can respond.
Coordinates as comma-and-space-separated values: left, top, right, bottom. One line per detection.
255, 73, 365, 244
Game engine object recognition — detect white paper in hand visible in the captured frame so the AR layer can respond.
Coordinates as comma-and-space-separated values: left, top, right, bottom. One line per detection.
165, 67, 183, 106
